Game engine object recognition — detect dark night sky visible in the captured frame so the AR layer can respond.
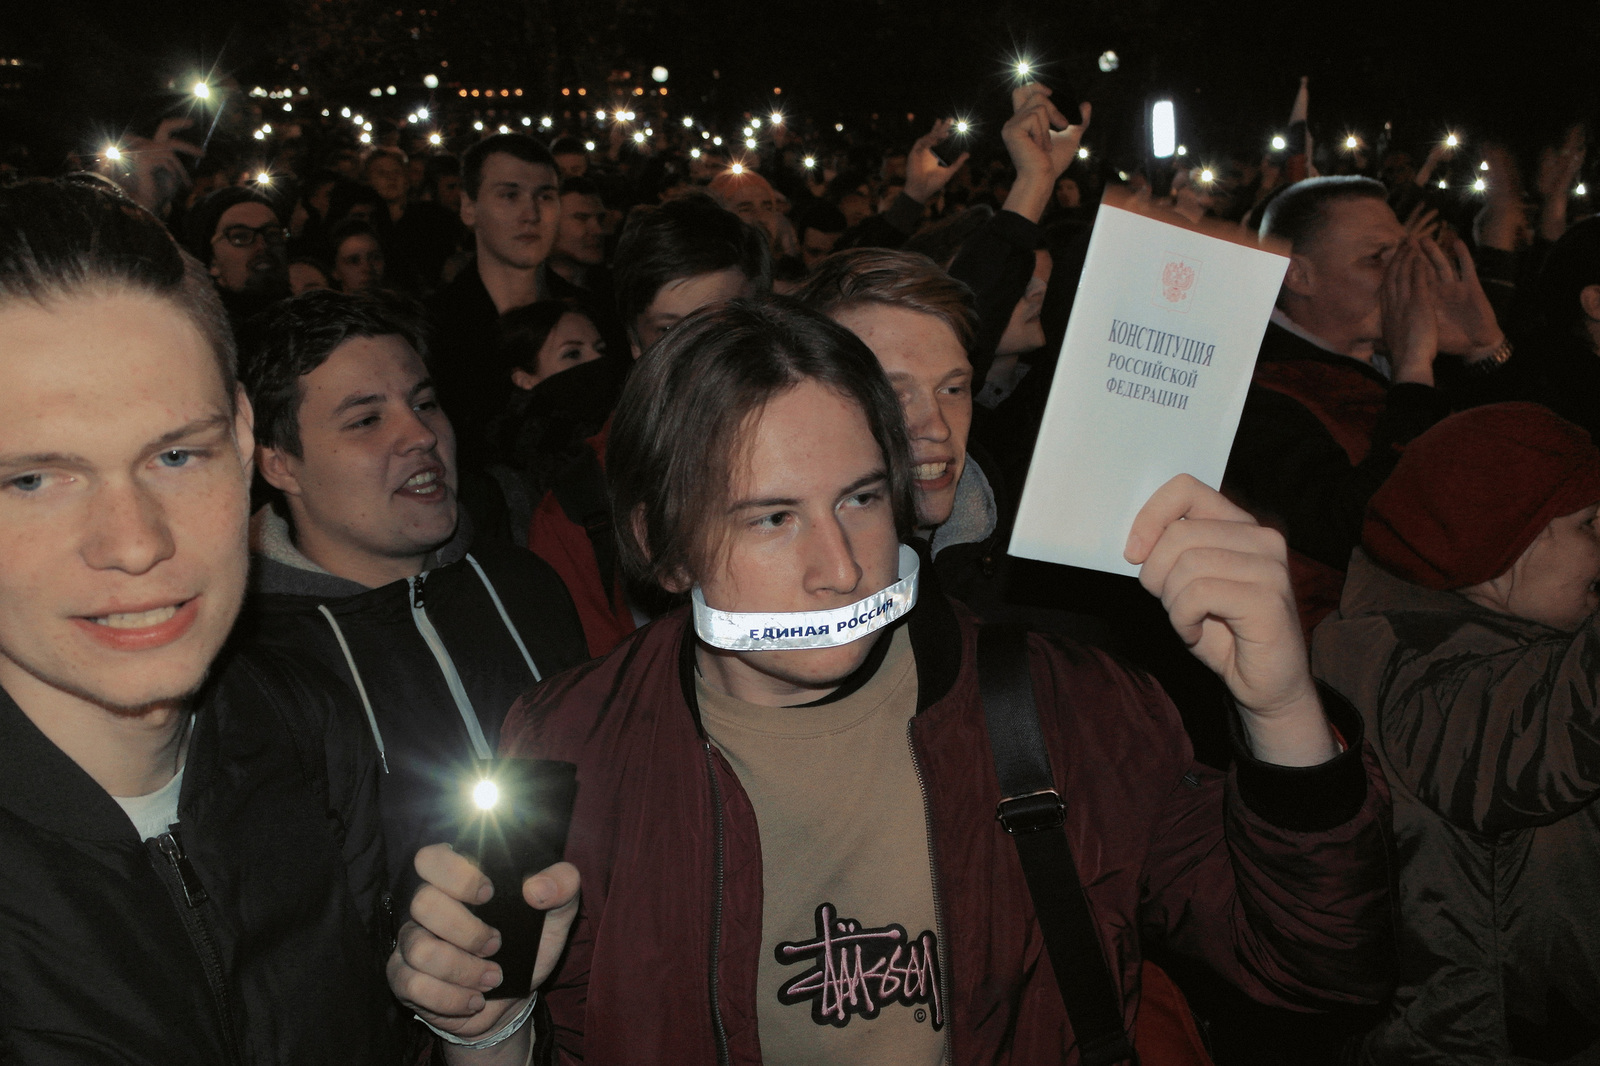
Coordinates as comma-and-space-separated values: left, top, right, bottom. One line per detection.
2, 0, 1595, 171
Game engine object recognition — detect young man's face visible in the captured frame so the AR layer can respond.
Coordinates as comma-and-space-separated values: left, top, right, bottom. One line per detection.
0, 291, 253, 717
258, 334, 458, 588
365, 154, 409, 207
800, 226, 842, 271
460, 152, 561, 272
210, 201, 288, 295
696, 380, 900, 704
830, 304, 971, 528
631, 267, 752, 357
553, 191, 606, 267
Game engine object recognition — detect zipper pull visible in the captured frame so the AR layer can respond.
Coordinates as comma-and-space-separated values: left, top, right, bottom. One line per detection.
157, 830, 210, 908
411, 572, 426, 610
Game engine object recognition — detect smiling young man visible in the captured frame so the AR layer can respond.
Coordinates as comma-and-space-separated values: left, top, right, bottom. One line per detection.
0, 177, 395, 1061
239, 290, 587, 890
387, 298, 1392, 1065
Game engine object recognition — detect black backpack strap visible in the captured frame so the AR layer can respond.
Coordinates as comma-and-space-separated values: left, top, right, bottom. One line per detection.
484, 463, 535, 548
550, 446, 617, 594
977, 623, 1139, 1066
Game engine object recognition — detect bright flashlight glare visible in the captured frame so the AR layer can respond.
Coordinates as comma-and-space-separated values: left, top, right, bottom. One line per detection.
596, 110, 607, 121
541, 116, 553, 128
770, 112, 783, 125
256, 171, 271, 184
683, 116, 694, 127
584, 140, 596, 151
1078, 147, 1089, 159
429, 133, 442, 145
424, 74, 439, 89
1479, 160, 1489, 171
730, 162, 744, 175
1472, 177, 1486, 192
417, 108, 429, 121
1152, 100, 1176, 159
104, 145, 122, 161
1437, 179, 1447, 189
192, 81, 211, 99
634, 131, 646, 143
745, 137, 757, 149
1578, 183, 1589, 196
954, 119, 970, 134
1200, 168, 1215, 183
1344, 135, 1358, 149
1271, 134, 1287, 151
690, 148, 701, 158
473, 779, 499, 810
1015, 59, 1033, 78
803, 156, 815, 169
1444, 133, 1459, 148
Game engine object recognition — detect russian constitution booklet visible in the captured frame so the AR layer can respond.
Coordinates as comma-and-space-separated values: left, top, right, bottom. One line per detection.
1009, 197, 1288, 576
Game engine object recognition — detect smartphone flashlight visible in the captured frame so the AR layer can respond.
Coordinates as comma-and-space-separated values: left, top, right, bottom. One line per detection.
454, 759, 578, 999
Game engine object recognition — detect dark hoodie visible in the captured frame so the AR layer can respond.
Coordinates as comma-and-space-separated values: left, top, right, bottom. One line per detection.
237, 507, 589, 891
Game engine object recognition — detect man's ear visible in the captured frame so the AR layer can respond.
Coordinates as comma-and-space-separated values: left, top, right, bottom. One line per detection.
256, 442, 303, 498
233, 387, 257, 480
1580, 283, 1600, 323
1281, 253, 1316, 299
459, 193, 476, 229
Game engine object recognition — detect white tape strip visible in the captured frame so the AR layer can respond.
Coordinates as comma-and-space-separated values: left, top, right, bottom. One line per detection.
692, 544, 920, 651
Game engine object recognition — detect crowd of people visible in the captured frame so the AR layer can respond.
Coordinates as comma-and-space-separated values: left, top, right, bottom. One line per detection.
0, 59, 1595, 1066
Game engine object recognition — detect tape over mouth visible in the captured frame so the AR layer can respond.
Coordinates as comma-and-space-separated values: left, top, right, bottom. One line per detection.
691, 544, 920, 651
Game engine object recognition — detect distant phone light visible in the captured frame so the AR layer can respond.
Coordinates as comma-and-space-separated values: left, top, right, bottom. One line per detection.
429, 133, 442, 146
1479, 160, 1489, 171
1270, 134, 1287, 151
803, 156, 815, 169
104, 144, 122, 161
730, 162, 744, 175
1437, 179, 1448, 189
423, 74, 439, 89
1344, 135, 1358, 149
1078, 147, 1089, 159
1577, 183, 1588, 196
1097, 50, 1119, 73
1472, 177, 1486, 192
473, 779, 500, 810
1444, 133, 1459, 148
1151, 100, 1176, 159
1199, 168, 1215, 183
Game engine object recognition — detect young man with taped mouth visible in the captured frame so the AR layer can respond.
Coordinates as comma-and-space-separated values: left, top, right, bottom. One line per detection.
0, 177, 397, 1061
237, 289, 588, 892
386, 298, 1391, 1065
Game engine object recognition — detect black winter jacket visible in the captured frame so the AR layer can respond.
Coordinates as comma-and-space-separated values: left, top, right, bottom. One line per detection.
0, 649, 396, 1064
238, 510, 589, 890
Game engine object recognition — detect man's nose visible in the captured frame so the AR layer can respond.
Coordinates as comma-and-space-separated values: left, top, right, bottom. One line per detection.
81, 481, 177, 577
904, 392, 951, 444
804, 518, 863, 598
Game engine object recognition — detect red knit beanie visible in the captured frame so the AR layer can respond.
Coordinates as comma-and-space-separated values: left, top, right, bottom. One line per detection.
1364, 403, 1600, 590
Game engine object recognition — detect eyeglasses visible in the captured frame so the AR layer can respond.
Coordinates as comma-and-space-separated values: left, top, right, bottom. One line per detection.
213, 223, 286, 248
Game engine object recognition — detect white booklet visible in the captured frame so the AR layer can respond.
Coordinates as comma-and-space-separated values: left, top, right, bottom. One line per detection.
1008, 198, 1289, 576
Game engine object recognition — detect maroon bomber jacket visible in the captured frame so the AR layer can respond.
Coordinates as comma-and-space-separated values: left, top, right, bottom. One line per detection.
500, 589, 1392, 1065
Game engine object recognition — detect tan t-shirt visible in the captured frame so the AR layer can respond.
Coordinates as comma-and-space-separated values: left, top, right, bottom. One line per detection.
697, 626, 945, 1066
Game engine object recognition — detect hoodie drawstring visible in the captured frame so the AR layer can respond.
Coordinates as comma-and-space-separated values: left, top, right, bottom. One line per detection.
317, 605, 390, 774
465, 553, 543, 685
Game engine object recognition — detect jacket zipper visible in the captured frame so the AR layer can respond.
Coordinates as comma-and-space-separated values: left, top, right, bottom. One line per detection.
407, 571, 494, 761
153, 829, 244, 1065
908, 723, 954, 1064
702, 741, 731, 1066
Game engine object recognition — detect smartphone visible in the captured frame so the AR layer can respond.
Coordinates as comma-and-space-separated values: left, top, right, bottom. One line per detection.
453, 758, 579, 999
933, 125, 970, 168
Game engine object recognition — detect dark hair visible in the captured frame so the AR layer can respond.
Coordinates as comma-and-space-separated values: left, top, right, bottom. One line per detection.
495, 299, 588, 377
796, 200, 847, 239
797, 247, 978, 349
559, 174, 603, 199
241, 289, 428, 457
0, 174, 236, 400
185, 185, 282, 266
549, 136, 587, 157
613, 195, 772, 344
608, 297, 915, 591
1536, 216, 1600, 335
462, 134, 557, 200
1259, 175, 1389, 251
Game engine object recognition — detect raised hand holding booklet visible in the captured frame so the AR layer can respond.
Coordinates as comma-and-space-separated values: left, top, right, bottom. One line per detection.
1008, 197, 1289, 576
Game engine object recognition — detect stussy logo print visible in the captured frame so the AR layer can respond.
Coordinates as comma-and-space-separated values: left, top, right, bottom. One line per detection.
775, 903, 943, 1028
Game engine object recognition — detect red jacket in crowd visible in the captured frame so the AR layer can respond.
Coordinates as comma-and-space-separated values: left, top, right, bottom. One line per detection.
500, 590, 1393, 1064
